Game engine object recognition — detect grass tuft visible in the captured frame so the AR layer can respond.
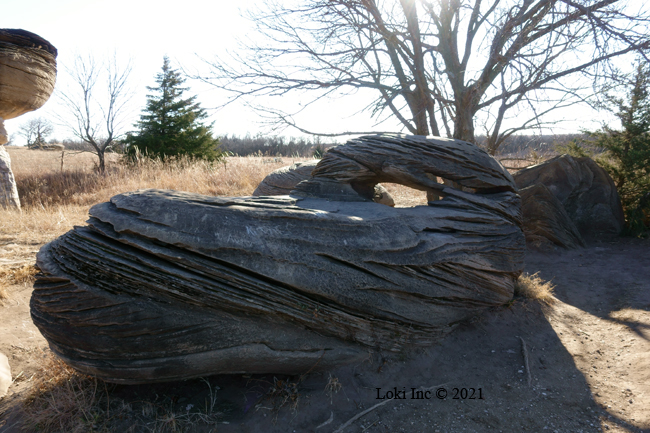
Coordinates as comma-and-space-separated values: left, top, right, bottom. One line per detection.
0, 264, 38, 303
514, 272, 556, 305
19, 352, 225, 433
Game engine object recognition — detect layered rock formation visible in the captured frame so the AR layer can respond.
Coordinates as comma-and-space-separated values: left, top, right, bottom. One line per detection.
33, 134, 525, 384
519, 183, 585, 250
514, 154, 624, 248
253, 159, 395, 206
0, 29, 57, 208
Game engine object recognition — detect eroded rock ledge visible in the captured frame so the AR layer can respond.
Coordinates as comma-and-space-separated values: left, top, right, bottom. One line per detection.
32, 134, 525, 384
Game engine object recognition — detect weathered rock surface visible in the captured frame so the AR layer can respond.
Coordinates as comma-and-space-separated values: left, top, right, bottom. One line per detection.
0, 29, 57, 121
0, 145, 20, 209
0, 351, 10, 398
519, 183, 585, 250
253, 160, 395, 206
0, 29, 57, 209
514, 155, 624, 240
33, 134, 525, 384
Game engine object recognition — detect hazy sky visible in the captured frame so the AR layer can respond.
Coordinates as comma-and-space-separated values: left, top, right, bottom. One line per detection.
1, 0, 635, 146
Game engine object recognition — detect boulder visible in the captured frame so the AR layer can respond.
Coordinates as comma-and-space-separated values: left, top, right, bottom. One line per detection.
514, 154, 624, 240
0, 29, 57, 121
253, 160, 395, 206
0, 29, 57, 209
33, 134, 525, 384
519, 183, 585, 250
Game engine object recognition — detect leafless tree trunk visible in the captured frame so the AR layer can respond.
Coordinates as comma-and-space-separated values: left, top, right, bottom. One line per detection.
198, 0, 650, 154
58, 54, 132, 172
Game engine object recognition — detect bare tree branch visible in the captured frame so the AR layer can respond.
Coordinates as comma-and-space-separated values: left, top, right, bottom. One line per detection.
194, 0, 650, 153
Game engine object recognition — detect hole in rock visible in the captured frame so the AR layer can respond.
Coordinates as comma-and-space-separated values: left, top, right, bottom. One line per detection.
380, 183, 430, 207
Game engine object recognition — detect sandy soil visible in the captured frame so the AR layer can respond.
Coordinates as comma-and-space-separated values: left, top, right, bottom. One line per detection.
0, 237, 648, 433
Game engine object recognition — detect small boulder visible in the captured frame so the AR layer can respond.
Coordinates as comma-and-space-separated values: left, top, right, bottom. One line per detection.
514, 155, 624, 239
519, 183, 585, 250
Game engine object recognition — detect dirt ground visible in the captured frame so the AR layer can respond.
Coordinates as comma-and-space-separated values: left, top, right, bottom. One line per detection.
0, 236, 648, 433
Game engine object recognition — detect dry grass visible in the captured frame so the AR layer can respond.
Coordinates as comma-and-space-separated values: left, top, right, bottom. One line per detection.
19, 352, 224, 433
515, 272, 556, 305
21, 352, 107, 433
2, 147, 309, 261
0, 264, 38, 303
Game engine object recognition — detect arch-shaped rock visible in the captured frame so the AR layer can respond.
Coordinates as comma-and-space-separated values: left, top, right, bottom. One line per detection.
32, 134, 525, 384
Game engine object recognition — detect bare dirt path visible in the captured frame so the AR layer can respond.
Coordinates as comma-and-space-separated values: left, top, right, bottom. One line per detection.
0, 237, 648, 433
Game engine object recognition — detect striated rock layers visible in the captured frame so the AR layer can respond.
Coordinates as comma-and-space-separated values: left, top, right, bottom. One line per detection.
514, 154, 624, 248
253, 159, 395, 206
0, 28, 57, 208
32, 134, 525, 384
0, 29, 57, 120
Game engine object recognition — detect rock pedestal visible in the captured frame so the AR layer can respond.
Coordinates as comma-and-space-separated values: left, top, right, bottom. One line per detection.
33, 134, 525, 384
0, 144, 20, 208
0, 29, 57, 208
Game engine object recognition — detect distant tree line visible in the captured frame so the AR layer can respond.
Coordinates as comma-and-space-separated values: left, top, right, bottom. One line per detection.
219, 134, 339, 157
485, 134, 599, 156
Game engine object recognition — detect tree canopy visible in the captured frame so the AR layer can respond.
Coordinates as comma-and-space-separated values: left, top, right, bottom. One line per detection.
200, 0, 650, 154
126, 57, 222, 161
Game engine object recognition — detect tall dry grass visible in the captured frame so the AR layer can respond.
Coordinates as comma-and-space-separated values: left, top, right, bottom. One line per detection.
2, 147, 309, 262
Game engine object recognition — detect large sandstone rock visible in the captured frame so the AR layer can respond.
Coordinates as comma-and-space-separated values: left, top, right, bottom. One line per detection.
519, 183, 585, 250
253, 160, 395, 206
514, 154, 624, 240
0, 29, 57, 121
0, 29, 57, 209
33, 134, 525, 384
0, 145, 20, 208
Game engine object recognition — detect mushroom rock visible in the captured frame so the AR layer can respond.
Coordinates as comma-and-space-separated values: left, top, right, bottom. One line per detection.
0, 28, 57, 208
32, 134, 525, 384
514, 154, 624, 240
253, 159, 396, 206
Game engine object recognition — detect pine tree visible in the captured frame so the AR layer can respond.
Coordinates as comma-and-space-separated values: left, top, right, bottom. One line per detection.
590, 62, 650, 235
126, 57, 222, 161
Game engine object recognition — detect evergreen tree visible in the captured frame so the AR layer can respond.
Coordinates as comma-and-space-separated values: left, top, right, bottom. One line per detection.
590, 63, 650, 235
126, 57, 222, 161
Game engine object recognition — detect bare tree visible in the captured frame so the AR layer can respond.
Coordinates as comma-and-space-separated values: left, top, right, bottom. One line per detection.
58, 54, 132, 172
200, 0, 650, 154
19, 117, 53, 148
